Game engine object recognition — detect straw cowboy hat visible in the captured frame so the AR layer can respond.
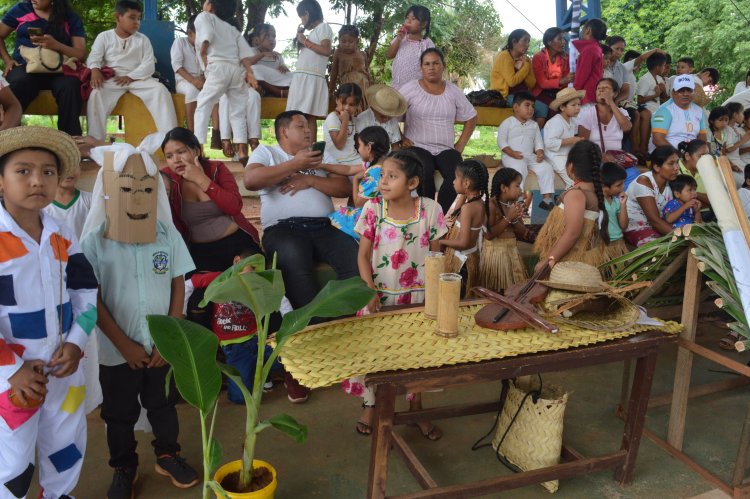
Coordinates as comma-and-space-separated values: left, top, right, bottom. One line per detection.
365, 84, 408, 117
0, 126, 80, 181
538, 261, 609, 293
549, 87, 587, 111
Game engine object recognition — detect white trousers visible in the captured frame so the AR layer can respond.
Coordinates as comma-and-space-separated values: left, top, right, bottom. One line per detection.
219, 85, 261, 141
87, 78, 178, 141
175, 79, 201, 104
0, 368, 86, 499
194, 62, 251, 144
546, 153, 575, 189
502, 156, 556, 195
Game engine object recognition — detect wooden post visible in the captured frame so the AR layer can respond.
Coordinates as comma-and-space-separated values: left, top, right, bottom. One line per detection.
667, 250, 702, 450
368, 383, 397, 499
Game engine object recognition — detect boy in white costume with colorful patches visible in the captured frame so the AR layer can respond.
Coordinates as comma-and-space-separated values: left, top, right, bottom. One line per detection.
193, 0, 260, 160
86, 0, 178, 141
0, 127, 98, 499
80, 136, 198, 498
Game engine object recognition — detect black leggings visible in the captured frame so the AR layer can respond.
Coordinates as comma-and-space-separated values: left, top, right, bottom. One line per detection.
189, 229, 263, 273
6, 65, 82, 135
408, 146, 463, 214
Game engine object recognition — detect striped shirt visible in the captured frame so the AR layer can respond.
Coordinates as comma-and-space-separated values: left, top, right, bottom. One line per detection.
401, 79, 477, 156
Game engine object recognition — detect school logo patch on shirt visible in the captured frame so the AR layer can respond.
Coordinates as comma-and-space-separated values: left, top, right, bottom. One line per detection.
152, 251, 169, 274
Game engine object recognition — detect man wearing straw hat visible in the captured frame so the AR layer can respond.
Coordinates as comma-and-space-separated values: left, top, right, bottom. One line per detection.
355, 84, 407, 148
244, 110, 359, 311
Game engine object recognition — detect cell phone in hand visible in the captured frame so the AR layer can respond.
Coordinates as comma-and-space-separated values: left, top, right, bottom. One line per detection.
311, 141, 326, 155
28, 27, 43, 36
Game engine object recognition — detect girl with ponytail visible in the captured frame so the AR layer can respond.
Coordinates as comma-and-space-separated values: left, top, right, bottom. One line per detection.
440, 159, 489, 294
533, 140, 610, 274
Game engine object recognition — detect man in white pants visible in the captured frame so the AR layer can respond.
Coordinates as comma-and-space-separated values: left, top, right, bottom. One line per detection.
86, 1, 177, 141
497, 92, 556, 209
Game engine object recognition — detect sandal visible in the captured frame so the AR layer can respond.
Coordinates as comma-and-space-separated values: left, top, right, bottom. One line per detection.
719, 331, 740, 351
356, 404, 375, 436
355, 420, 372, 436
409, 422, 442, 441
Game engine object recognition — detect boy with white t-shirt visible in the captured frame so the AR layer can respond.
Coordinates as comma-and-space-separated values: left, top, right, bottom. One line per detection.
87, 0, 177, 141
170, 14, 203, 131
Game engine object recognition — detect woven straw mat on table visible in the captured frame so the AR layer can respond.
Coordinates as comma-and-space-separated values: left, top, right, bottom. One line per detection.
276, 302, 681, 389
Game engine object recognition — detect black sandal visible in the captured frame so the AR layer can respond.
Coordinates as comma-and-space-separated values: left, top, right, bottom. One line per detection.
356, 404, 375, 436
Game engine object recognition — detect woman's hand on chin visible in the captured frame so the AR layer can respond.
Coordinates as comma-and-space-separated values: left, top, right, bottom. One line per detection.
179, 156, 210, 188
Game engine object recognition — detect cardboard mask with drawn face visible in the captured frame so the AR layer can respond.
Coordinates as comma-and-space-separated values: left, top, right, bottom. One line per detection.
103, 151, 158, 243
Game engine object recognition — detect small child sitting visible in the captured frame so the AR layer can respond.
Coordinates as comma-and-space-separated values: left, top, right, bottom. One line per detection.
246, 23, 292, 96
171, 14, 203, 131
663, 174, 702, 228
545, 87, 585, 188
324, 83, 363, 165
186, 253, 308, 404
601, 162, 629, 261
355, 84, 406, 149
497, 91, 555, 210
87, 0, 177, 140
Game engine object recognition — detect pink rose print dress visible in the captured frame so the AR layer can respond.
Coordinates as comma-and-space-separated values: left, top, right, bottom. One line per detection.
344, 195, 447, 404
354, 196, 448, 306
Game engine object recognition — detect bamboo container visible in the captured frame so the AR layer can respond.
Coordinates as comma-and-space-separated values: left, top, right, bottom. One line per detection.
436, 273, 462, 337
424, 251, 445, 319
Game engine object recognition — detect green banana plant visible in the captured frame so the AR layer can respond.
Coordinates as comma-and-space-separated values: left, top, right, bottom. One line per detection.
147, 254, 375, 497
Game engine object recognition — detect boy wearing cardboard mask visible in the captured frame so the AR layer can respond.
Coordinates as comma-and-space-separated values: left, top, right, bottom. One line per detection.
80, 138, 198, 498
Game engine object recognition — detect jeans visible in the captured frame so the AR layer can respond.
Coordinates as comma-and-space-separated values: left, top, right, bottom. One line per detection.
262, 218, 359, 310
222, 337, 283, 404
408, 146, 463, 214
99, 364, 180, 468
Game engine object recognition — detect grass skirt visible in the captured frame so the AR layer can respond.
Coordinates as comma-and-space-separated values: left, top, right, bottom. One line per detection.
533, 206, 608, 273
480, 237, 528, 292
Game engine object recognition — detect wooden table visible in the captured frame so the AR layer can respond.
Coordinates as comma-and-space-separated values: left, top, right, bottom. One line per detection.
364, 330, 676, 498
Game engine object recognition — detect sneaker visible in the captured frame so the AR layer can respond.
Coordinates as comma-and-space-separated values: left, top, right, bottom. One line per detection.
284, 372, 310, 404
107, 467, 137, 499
263, 380, 274, 393
155, 454, 199, 489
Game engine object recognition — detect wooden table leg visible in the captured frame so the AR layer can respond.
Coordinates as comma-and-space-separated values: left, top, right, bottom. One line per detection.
616, 350, 658, 484
368, 383, 397, 499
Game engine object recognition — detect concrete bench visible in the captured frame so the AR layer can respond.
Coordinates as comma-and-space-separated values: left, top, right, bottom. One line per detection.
26, 90, 512, 145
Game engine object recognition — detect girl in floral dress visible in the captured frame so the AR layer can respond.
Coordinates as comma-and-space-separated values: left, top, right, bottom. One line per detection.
344, 149, 448, 438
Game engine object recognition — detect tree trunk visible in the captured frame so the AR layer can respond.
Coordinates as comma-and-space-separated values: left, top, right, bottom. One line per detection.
243, 1, 269, 36
366, 6, 384, 66
346, 1, 352, 25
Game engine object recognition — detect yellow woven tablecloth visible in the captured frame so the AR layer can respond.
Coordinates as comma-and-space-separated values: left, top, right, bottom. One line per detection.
278, 303, 681, 389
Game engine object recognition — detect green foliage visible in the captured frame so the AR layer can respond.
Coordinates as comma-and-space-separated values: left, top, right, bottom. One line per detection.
147, 316, 222, 413
602, 0, 750, 95
148, 254, 374, 496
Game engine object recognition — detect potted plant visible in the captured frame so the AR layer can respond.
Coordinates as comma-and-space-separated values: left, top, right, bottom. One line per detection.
147, 254, 374, 498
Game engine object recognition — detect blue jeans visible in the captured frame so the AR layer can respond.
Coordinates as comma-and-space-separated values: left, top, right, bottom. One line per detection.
222, 337, 283, 404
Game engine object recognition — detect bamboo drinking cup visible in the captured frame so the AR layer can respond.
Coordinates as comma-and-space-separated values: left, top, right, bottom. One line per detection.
436, 273, 462, 337
424, 251, 445, 319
